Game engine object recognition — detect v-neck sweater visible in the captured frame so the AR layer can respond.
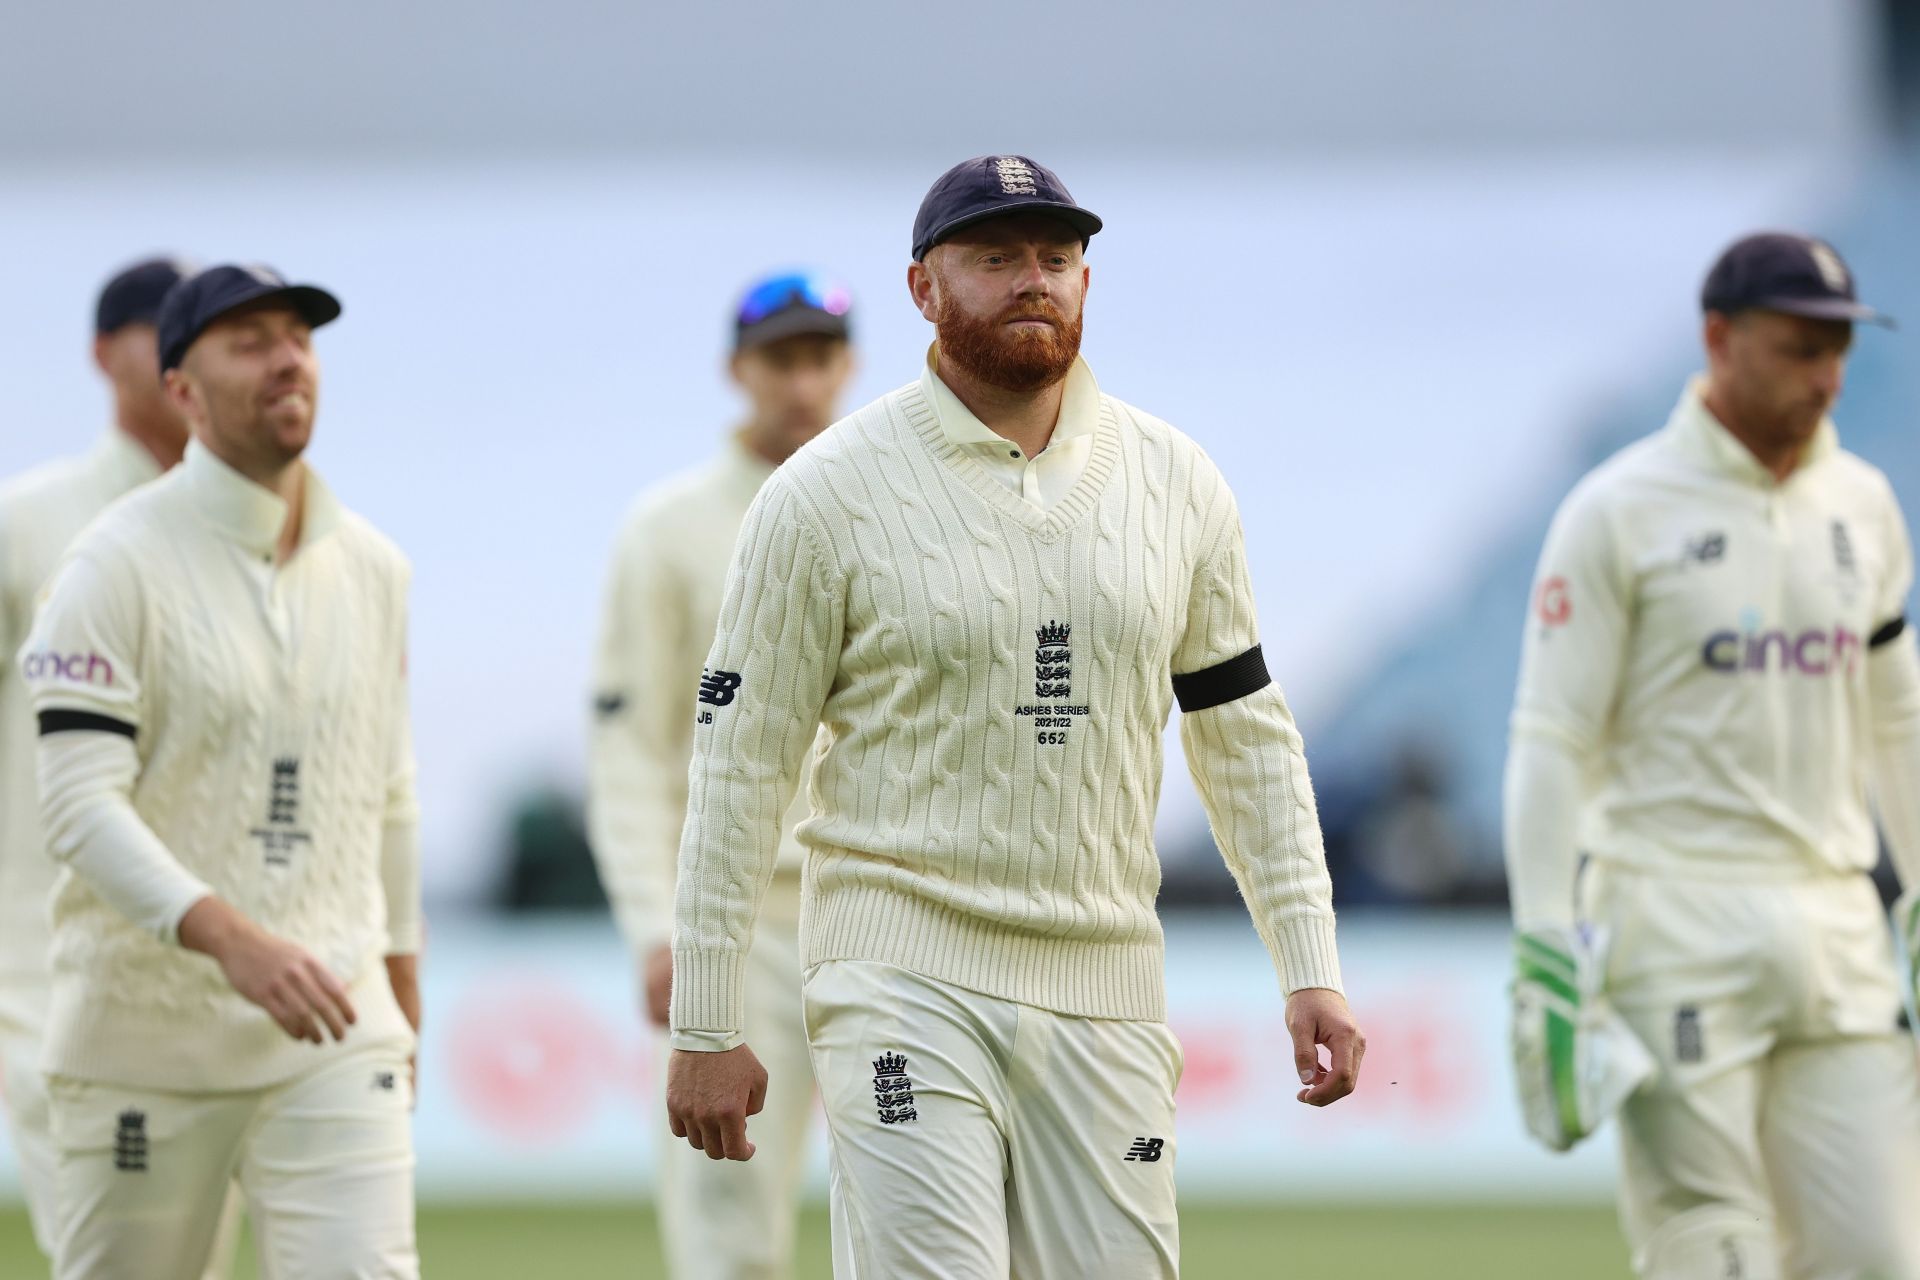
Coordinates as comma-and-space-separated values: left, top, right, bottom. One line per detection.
670, 374, 1342, 1037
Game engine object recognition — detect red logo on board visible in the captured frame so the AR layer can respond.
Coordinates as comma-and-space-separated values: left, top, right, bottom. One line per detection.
1536, 577, 1571, 627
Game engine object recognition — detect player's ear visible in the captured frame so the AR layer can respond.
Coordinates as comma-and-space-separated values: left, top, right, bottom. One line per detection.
907, 259, 939, 324
1702, 310, 1733, 361
162, 366, 198, 420
92, 334, 112, 376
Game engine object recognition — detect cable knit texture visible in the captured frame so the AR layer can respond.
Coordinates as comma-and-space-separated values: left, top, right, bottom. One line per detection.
0, 431, 159, 990
21, 443, 415, 1089
671, 376, 1341, 1036
588, 439, 808, 961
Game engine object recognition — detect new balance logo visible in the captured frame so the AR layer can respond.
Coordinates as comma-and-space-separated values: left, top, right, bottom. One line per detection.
114, 1110, 148, 1173
373, 1072, 397, 1092
697, 669, 743, 707
1124, 1137, 1165, 1163
1833, 520, 1856, 575
1686, 532, 1727, 564
872, 1052, 918, 1125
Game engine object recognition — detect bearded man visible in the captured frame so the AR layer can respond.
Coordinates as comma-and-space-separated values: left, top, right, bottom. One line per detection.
662, 154, 1363, 1279
21, 265, 422, 1279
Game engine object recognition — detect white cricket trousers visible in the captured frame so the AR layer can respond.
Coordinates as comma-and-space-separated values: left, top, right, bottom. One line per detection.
802, 959, 1181, 1280
1590, 862, 1920, 1280
47, 1039, 417, 1280
3, 980, 244, 1277
0, 979, 59, 1257
659, 878, 820, 1280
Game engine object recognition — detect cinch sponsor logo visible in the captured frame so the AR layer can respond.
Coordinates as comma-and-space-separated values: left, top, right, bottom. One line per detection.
1701, 625, 1861, 676
20, 650, 114, 686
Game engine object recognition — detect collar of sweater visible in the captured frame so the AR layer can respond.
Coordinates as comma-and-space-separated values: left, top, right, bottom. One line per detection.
921, 345, 1100, 455
88, 427, 163, 490
1668, 373, 1838, 488
181, 438, 343, 558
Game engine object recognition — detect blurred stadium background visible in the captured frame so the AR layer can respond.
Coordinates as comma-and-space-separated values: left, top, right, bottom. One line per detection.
3, 1, 1919, 1275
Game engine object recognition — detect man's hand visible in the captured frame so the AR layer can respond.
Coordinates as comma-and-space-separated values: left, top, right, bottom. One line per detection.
666, 1044, 767, 1161
386, 953, 422, 1099
643, 945, 673, 1028
1286, 987, 1364, 1106
179, 896, 357, 1045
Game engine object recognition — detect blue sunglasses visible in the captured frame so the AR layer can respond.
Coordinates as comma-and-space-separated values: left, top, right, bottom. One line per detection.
737, 272, 852, 327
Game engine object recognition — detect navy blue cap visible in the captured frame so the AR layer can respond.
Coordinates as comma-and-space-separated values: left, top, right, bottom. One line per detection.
157, 265, 342, 373
95, 257, 194, 335
911, 155, 1101, 262
1702, 232, 1893, 328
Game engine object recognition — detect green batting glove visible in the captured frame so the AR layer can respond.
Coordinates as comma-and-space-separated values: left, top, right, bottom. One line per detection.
1896, 889, 1920, 1027
1510, 926, 1652, 1154
1511, 929, 1584, 1151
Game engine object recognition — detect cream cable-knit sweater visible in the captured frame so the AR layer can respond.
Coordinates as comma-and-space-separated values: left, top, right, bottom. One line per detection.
671, 371, 1341, 1041
0, 430, 159, 993
22, 442, 417, 1089
589, 438, 808, 961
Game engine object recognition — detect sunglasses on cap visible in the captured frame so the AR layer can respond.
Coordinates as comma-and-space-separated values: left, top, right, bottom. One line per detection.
736, 272, 853, 327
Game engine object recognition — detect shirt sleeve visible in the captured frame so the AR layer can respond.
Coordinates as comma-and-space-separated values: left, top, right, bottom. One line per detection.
669, 477, 843, 1044
1867, 486, 1920, 894
1172, 482, 1342, 997
381, 597, 422, 956
587, 508, 688, 960
23, 551, 210, 942
1503, 483, 1631, 932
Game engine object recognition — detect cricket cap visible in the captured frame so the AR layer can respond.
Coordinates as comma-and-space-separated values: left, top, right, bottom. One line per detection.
911, 155, 1102, 261
158, 264, 342, 372
1701, 232, 1893, 328
95, 256, 195, 336
733, 270, 853, 352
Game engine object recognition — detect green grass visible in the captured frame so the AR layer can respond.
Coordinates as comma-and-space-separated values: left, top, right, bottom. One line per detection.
0, 1202, 1630, 1278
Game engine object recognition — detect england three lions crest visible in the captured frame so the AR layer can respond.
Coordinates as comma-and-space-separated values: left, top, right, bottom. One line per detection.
1035, 620, 1072, 699
1018, 619, 1089, 746
873, 1052, 918, 1125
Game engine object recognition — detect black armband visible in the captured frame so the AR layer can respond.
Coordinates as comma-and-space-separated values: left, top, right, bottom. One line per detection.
37, 709, 136, 739
1172, 644, 1271, 713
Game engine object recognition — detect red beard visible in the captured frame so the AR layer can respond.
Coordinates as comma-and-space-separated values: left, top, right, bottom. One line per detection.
935, 292, 1083, 394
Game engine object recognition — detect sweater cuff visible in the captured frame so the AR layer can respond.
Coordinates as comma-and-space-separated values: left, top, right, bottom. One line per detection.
669, 1028, 744, 1053
668, 947, 746, 1037
1270, 914, 1343, 995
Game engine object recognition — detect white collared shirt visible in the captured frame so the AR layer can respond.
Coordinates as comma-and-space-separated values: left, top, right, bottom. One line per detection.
0, 430, 161, 989
920, 347, 1098, 512
20, 439, 419, 1089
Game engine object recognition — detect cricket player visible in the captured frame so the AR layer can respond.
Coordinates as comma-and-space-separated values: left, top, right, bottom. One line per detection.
0, 257, 195, 1260
665, 155, 1363, 1279
1506, 232, 1920, 1278
19, 264, 423, 1280
589, 269, 856, 1279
